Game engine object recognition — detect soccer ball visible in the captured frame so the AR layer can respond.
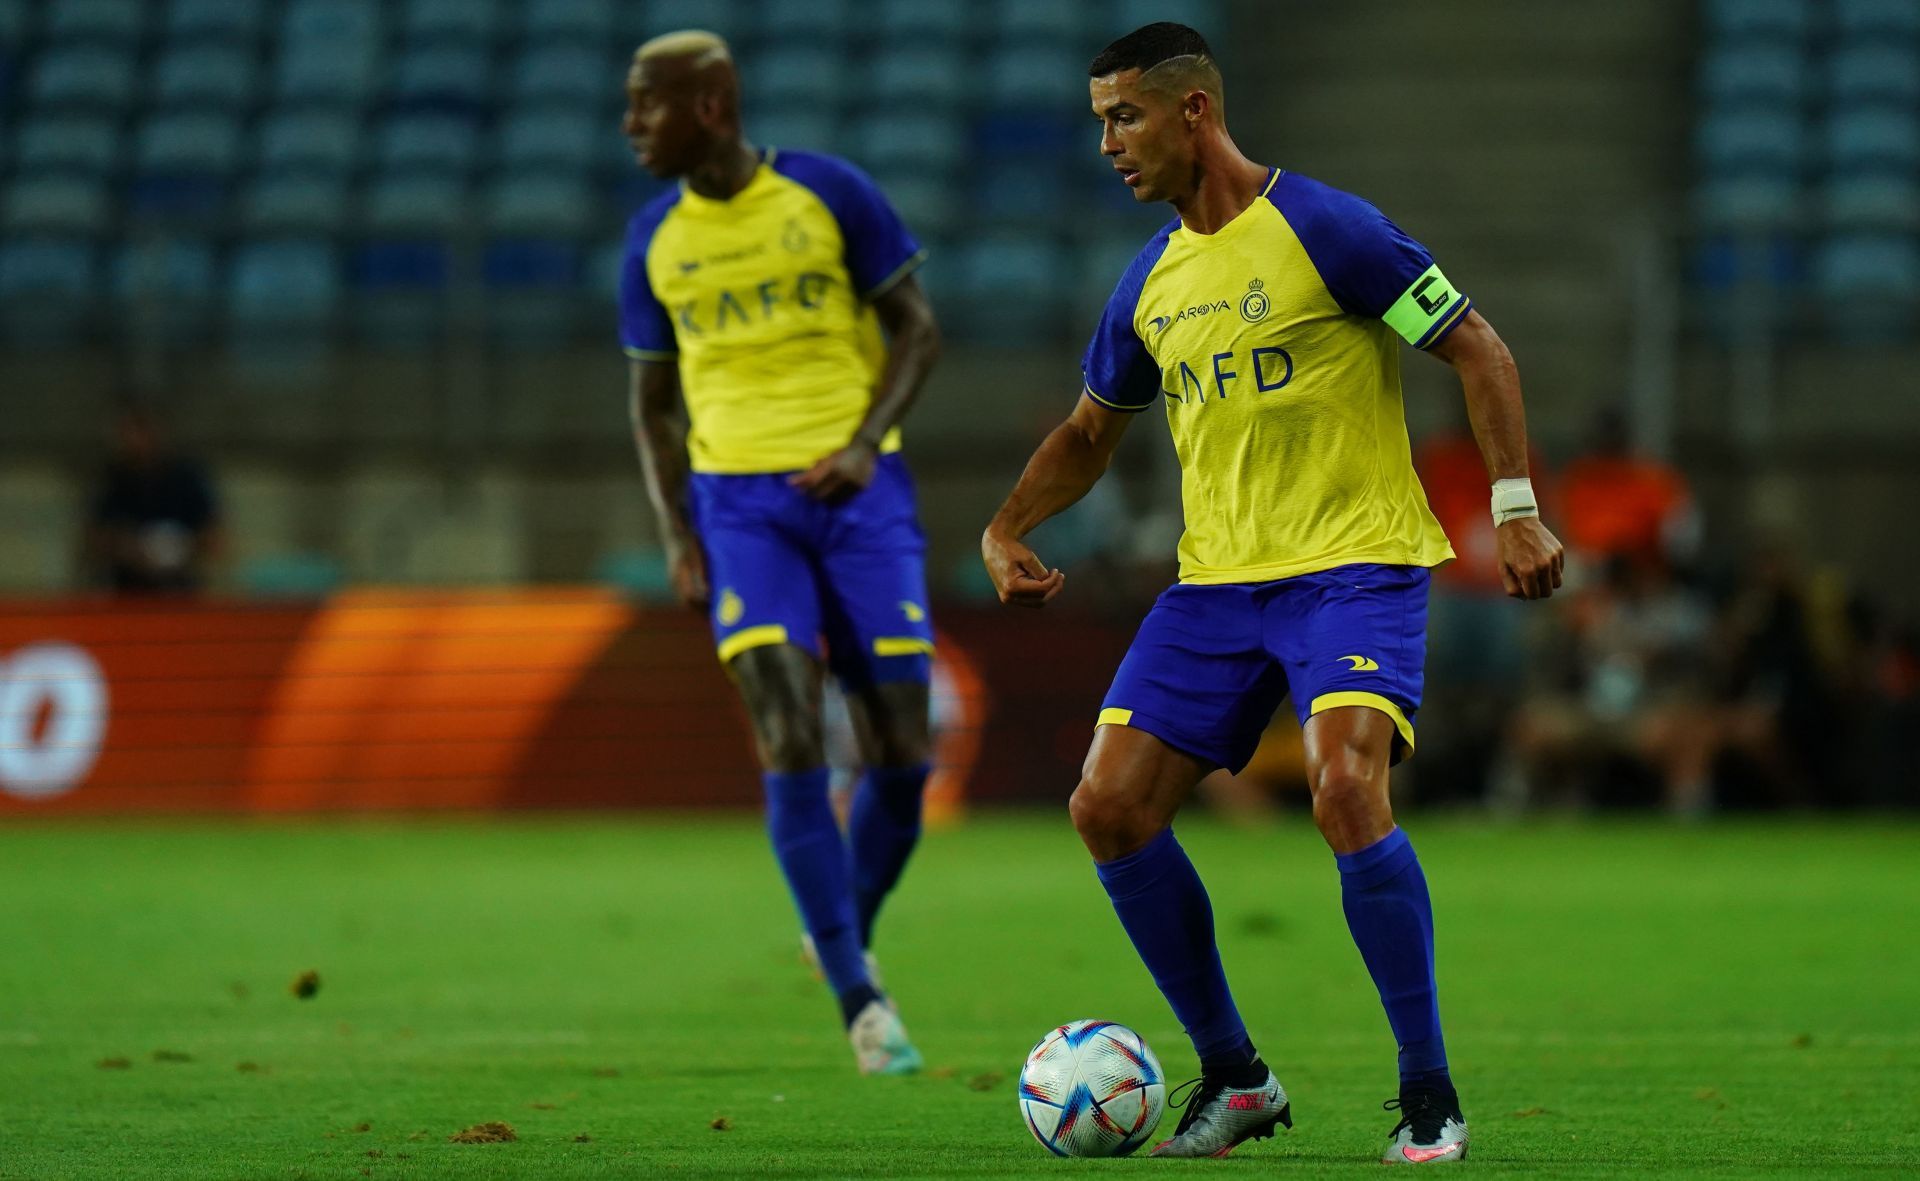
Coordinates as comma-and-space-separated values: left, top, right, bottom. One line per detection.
1017, 1019, 1166, 1157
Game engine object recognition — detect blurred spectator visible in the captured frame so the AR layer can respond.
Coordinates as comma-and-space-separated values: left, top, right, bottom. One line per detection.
1559, 408, 1697, 571
82, 405, 222, 594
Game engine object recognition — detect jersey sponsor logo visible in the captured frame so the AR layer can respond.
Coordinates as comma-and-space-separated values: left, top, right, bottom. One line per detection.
717, 589, 745, 627
1162, 346, 1293, 404
670, 270, 839, 336
1148, 315, 1173, 334
1239, 277, 1270, 323
1339, 655, 1380, 671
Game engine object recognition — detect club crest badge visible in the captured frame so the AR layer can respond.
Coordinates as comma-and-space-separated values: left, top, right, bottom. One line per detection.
1240, 277, 1270, 323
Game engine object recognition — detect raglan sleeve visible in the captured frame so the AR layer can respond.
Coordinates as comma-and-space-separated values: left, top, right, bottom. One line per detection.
790, 155, 926, 300
1080, 253, 1163, 412
1288, 182, 1473, 350
618, 210, 676, 361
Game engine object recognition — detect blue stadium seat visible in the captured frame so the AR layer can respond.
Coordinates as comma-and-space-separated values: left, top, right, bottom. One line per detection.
363, 172, 469, 235
1699, 43, 1808, 106
483, 239, 580, 287
242, 174, 352, 234
391, 43, 491, 107
353, 240, 451, 289
13, 115, 120, 174
31, 45, 137, 108
166, 0, 266, 42
3, 176, 112, 235
1836, 0, 1920, 38
283, 0, 381, 45
1825, 106, 1920, 172
873, 173, 957, 237
986, 44, 1089, 108
0, 0, 27, 47
1693, 174, 1801, 231
755, 47, 845, 108
45, 0, 148, 43
954, 233, 1070, 342
378, 114, 481, 174
152, 43, 259, 107
877, 0, 968, 43
1813, 233, 1920, 302
587, 237, 624, 300
635, 0, 743, 42
511, 43, 612, 104
276, 43, 383, 104
484, 175, 595, 236
0, 238, 97, 340
126, 175, 228, 222
137, 112, 245, 176
848, 113, 965, 172
1829, 45, 1920, 106
113, 238, 218, 309
992, 0, 1084, 42
751, 113, 839, 155
497, 107, 599, 171
1696, 106, 1805, 173
402, 0, 501, 43
762, 0, 852, 42
1703, 0, 1814, 41
872, 48, 966, 106
1822, 173, 1920, 231
256, 110, 363, 174
227, 240, 341, 329
526, 0, 614, 41
1114, 0, 1222, 37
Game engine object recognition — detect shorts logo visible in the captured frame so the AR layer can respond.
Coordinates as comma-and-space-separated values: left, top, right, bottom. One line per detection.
1239, 277, 1270, 323
717, 589, 745, 627
899, 600, 926, 623
1339, 654, 1380, 671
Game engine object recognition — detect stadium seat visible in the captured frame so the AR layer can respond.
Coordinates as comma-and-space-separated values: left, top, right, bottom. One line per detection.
483, 239, 581, 286
1693, 174, 1801, 231
497, 107, 600, 171
1836, 0, 1920, 38
1114, 0, 1222, 36
45, 0, 148, 44
986, 44, 1090, 108
586, 236, 624, 299
954, 233, 1071, 342
30, 45, 137, 108
992, 0, 1084, 43
0, 0, 27, 47
1702, 0, 1814, 41
125, 175, 228, 222
136, 112, 245, 176
483, 239, 583, 345
401, 0, 501, 44
276, 43, 383, 105
511, 42, 611, 104
525, 0, 614, 41
112, 238, 218, 318
1829, 45, 1920, 107
1699, 43, 1808, 106
352, 240, 452, 290
1821, 173, 1920, 231
762, 0, 852, 42
847, 113, 966, 172
362, 172, 470, 235
635, 0, 742, 42
1696, 106, 1805, 173
255, 110, 363, 174
1825, 107, 1920, 172
227, 240, 341, 329
1813, 233, 1920, 339
2, 175, 111, 235
166, 0, 266, 42
877, 0, 968, 42
484, 175, 596, 236
152, 43, 259, 108
750, 113, 840, 155
242, 173, 353, 235
874, 173, 957, 237
0, 238, 97, 341
377, 114, 481, 174
282, 0, 381, 45
13, 114, 120, 175
751, 47, 845, 108
872, 48, 967, 106
390, 43, 492, 107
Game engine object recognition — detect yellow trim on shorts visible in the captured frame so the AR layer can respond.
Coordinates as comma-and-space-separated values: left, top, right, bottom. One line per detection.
1097, 707, 1134, 727
872, 636, 935, 658
1308, 691, 1415, 753
717, 624, 790, 663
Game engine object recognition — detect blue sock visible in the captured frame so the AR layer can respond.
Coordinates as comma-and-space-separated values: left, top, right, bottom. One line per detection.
1094, 828, 1258, 1077
763, 769, 870, 1010
847, 762, 929, 949
1336, 827, 1450, 1090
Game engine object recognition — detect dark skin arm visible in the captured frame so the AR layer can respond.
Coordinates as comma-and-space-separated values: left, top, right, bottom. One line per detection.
629, 358, 709, 612
788, 273, 942, 503
1428, 309, 1565, 600
981, 396, 1137, 606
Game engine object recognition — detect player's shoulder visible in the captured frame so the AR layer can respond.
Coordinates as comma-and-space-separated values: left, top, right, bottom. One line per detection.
1111, 217, 1182, 301
1264, 169, 1387, 231
625, 185, 685, 252
766, 146, 881, 198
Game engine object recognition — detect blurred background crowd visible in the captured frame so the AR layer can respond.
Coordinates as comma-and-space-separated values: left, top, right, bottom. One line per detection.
3, 0, 1918, 814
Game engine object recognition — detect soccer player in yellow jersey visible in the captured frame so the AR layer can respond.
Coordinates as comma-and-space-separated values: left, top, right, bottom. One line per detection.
619, 32, 942, 1075
982, 24, 1565, 1164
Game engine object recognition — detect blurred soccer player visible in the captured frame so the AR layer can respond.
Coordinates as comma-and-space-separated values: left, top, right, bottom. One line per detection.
618, 31, 942, 1075
982, 23, 1564, 1163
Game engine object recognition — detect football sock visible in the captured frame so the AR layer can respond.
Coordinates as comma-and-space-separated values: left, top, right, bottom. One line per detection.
1093, 827, 1258, 1072
1336, 827, 1450, 1088
847, 762, 930, 948
762, 769, 870, 1010
836, 983, 883, 1028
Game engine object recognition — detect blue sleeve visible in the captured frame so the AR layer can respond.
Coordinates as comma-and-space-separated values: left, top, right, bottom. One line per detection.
1268, 172, 1472, 349
618, 195, 679, 359
770, 150, 925, 298
1080, 226, 1175, 412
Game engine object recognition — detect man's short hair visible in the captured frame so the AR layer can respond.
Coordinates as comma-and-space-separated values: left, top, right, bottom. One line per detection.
1088, 22, 1215, 78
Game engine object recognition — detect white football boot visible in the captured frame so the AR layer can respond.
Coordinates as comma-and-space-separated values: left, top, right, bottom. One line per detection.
1149, 1070, 1292, 1158
1382, 1088, 1469, 1164
847, 998, 922, 1076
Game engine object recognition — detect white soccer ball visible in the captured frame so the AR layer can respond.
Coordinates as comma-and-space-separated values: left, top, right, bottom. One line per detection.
1017, 1019, 1166, 1157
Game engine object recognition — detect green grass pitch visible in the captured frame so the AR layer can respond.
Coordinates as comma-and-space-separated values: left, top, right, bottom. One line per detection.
1, 813, 1914, 1178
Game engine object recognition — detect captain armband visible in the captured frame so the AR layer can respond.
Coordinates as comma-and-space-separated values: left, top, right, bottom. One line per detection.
1491, 478, 1539, 528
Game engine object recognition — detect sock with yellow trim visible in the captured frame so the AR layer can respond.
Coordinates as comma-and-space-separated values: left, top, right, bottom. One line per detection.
1335, 826, 1449, 1088
763, 768, 870, 1012
848, 762, 928, 949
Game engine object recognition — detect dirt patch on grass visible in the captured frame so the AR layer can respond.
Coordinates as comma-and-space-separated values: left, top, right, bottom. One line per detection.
589, 1066, 620, 1078
96, 1057, 131, 1070
449, 1122, 517, 1144
152, 1049, 193, 1063
710, 1116, 732, 1131
236, 1061, 266, 1073
966, 1072, 1003, 1092
290, 970, 321, 999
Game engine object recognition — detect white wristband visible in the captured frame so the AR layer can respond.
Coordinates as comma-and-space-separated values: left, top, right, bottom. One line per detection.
1491, 478, 1539, 527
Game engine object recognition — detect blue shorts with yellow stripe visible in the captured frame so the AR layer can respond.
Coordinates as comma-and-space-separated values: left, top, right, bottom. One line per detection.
1098, 564, 1430, 773
689, 453, 933, 686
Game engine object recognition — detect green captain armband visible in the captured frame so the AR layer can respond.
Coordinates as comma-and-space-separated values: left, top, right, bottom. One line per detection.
1383, 263, 1470, 349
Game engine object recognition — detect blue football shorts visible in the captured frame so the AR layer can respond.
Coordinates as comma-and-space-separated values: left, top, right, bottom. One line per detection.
1098, 563, 1431, 773
688, 453, 934, 687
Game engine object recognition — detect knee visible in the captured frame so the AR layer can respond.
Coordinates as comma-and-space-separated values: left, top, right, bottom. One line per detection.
1309, 759, 1386, 832
755, 709, 825, 774
870, 725, 932, 770
1069, 774, 1156, 861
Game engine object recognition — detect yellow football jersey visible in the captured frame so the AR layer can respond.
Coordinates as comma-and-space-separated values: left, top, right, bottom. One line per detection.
1083, 169, 1464, 584
619, 149, 925, 474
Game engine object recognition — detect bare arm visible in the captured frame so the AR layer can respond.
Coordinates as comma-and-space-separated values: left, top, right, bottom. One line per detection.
790, 273, 943, 502
1428, 309, 1564, 599
628, 358, 708, 611
981, 396, 1137, 607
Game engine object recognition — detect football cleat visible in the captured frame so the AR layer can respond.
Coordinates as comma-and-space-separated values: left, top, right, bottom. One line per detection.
848, 999, 922, 1076
1381, 1088, 1469, 1164
1148, 1069, 1292, 1158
